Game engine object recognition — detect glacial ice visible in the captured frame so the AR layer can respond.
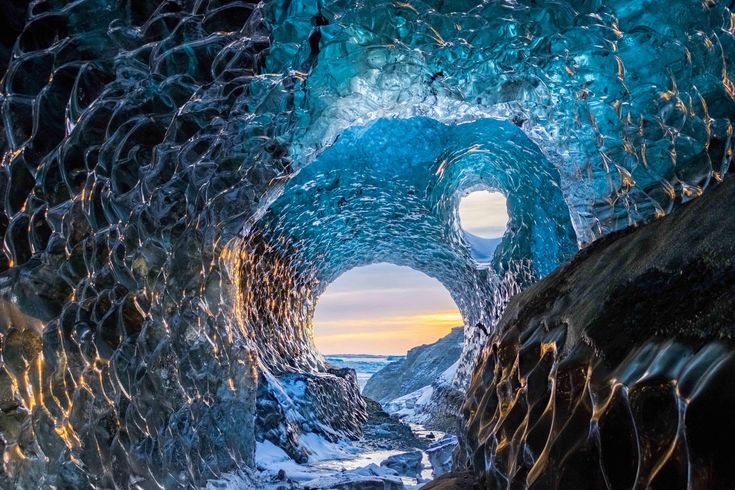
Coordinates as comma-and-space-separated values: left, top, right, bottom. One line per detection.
0, 0, 734, 487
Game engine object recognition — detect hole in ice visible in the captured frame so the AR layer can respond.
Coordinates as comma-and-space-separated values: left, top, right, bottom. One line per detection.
458, 190, 508, 264
458, 190, 508, 239
312, 263, 462, 389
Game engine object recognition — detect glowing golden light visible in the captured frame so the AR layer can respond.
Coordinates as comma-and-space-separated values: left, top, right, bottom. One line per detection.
314, 310, 463, 355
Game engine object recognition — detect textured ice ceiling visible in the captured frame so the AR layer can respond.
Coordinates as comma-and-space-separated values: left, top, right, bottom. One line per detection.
0, 0, 733, 487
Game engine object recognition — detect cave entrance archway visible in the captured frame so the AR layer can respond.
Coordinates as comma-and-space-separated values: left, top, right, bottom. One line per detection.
312, 262, 463, 392
312, 262, 462, 357
237, 115, 579, 460
239, 114, 578, 382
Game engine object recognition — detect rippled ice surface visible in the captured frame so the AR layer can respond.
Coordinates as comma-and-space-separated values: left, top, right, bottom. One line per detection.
3, 0, 735, 487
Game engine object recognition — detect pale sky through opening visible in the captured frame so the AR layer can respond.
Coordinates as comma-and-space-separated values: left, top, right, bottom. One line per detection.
313, 191, 508, 355
459, 190, 508, 238
313, 263, 463, 355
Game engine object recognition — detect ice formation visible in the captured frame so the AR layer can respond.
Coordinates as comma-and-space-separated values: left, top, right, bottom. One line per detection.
0, 0, 734, 487
461, 177, 735, 488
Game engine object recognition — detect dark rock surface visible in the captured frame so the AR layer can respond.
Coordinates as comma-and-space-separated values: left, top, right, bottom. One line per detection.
364, 327, 463, 403
461, 176, 735, 488
257, 367, 367, 463
419, 384, 467, 434
302, 468, 404, 490
362, 398, 426, 451
421, 471, 478, 489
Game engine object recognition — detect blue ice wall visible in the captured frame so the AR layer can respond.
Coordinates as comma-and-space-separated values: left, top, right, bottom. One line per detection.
243, 115, 577, 379
266, 0, 735, 241
0, 0, 734, 487
257, 117, 575, 286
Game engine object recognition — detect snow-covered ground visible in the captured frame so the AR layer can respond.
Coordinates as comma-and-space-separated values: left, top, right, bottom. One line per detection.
205, 429, 440, 489
205, 356, 459, 489
382, 360, 459, 425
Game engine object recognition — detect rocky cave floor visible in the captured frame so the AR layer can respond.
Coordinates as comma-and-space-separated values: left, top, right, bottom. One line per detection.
206, 398, 458, 490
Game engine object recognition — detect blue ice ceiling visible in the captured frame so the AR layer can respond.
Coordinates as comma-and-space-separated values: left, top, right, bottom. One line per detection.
1, 0, 734, 487
241, 116, 576, 379
264, 0, 734, 242
254, 117, 576, 288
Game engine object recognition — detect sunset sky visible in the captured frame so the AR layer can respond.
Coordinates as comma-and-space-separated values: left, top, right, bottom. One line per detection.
313, 191, 506, 355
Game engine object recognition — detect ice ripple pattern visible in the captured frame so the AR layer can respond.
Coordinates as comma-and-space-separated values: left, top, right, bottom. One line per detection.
0, 0, 734, 488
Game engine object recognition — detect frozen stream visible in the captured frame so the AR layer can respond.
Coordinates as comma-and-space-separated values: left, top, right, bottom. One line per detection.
308, 425, 446, 487
203, 356, 458, 488
206, 354, 452, 489
206, 424, 448, 489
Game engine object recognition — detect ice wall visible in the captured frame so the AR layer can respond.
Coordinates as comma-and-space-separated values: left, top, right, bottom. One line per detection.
242, 116, 577, 452
244, 116, 576, 371
0, 0, 733, 487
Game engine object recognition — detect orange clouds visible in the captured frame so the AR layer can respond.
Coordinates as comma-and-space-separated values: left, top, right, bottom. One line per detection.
313, 310, 463, 355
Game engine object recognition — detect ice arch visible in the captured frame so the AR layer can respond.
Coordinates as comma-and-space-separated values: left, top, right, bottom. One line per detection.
241, 116, 576, 370
269, 0, 735, 242
237, 116, 577, 457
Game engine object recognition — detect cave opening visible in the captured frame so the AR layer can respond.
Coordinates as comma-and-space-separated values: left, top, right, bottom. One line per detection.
458, 189, 509, 265
458, 190, 508, 240
236, 115, 579, 476
312, 262, 462, 357
311, 262, 463, 394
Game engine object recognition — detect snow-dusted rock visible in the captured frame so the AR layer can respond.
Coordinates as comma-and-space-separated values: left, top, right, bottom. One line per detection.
363, 328, 463, 404
379, 451, 423, 478
382, 385, 434, 424
302, 466, 404, 490
426, 436, 458, 477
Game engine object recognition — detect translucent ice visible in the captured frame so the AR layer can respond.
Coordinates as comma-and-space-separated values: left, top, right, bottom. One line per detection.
0, 0, 734, 487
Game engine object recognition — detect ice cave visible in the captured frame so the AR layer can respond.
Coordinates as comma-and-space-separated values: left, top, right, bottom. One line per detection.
1, 0, 735, 488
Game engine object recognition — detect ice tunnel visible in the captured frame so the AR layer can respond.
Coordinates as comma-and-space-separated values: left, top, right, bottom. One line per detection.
239, 116, 577, 462
1, 0, 735, 488
242, 116, 577, 368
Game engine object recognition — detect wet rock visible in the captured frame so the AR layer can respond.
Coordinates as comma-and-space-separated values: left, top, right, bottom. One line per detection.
361, 398, 424, 451
379, 451, 423, 478
461, 176, 735, 488
421, 471, 478, 489
302, 464, 404, 490
256, 368, 367, 462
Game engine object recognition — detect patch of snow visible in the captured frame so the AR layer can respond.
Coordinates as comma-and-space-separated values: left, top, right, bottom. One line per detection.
211, 429, 438, 489
438, 360, 459, 385
255, 439, 329, 482
383, 385, 434, 424
301, 432, 357, 462
255, 440, 291, 467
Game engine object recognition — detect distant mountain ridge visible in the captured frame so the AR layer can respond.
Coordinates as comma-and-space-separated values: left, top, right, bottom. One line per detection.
325, 354, 405, 360
363, 327, 464, 403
